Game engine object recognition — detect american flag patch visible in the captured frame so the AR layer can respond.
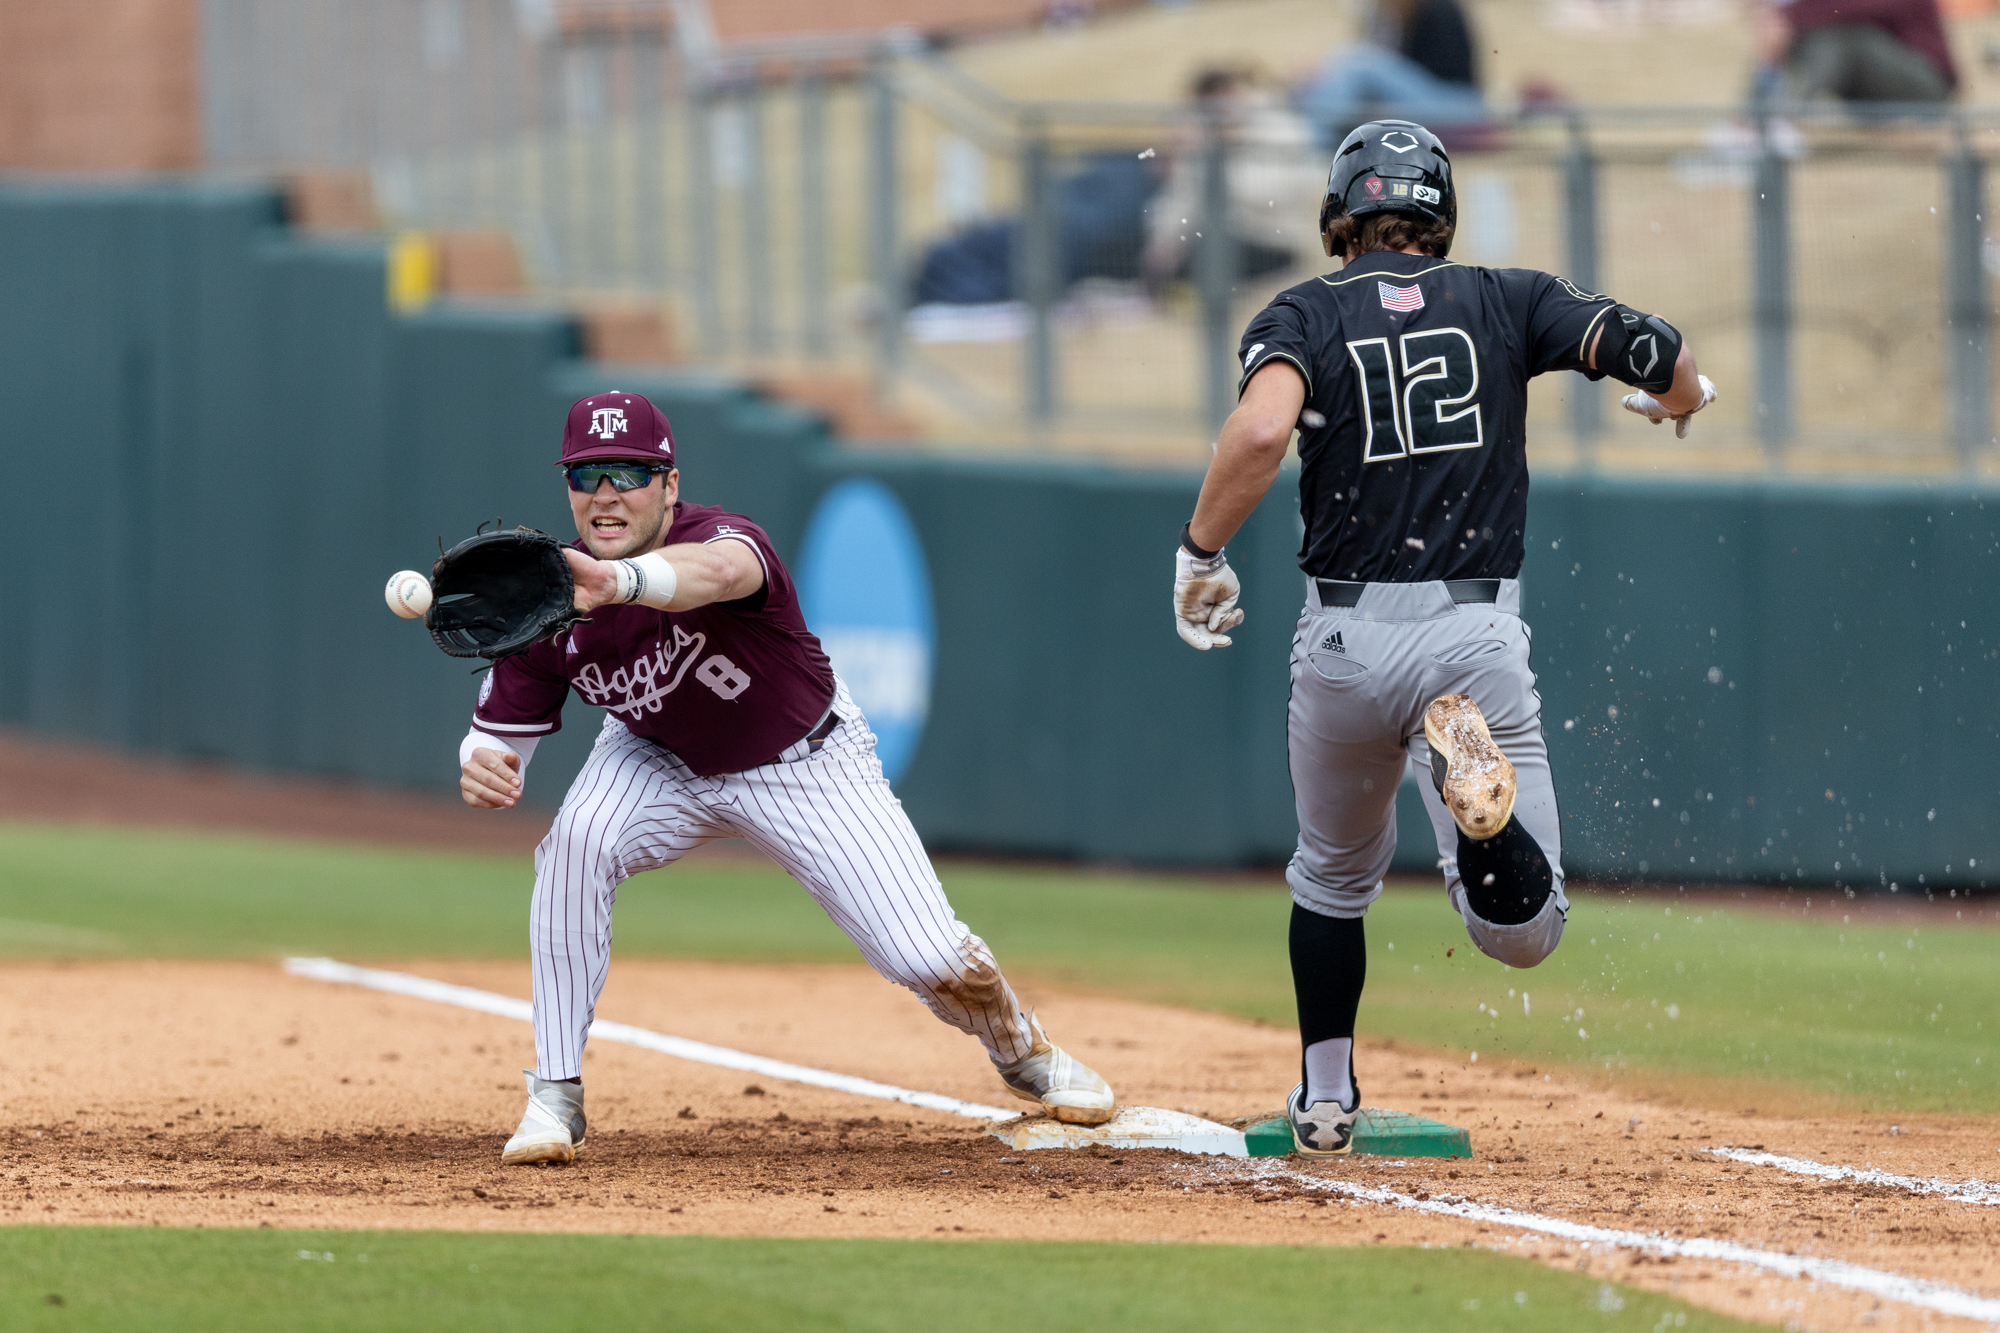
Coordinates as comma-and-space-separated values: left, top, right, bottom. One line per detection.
1379, 282, 1425, 312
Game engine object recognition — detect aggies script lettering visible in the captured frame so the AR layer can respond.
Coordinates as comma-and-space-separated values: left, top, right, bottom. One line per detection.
472, 504, 834, 777
570, 625, 752, 719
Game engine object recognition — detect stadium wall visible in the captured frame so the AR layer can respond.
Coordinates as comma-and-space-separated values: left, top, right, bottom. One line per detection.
0, 183, 1990, 889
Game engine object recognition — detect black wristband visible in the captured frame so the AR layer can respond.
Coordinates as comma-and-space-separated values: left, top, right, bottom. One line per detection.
1180, 521, 1221, 561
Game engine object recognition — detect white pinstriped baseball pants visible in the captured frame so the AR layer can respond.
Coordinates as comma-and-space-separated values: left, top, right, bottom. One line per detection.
529, 680, 1036, 1081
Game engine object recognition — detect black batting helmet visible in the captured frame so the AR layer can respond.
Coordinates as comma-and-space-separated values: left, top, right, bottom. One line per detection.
1318, 119, 1456, 258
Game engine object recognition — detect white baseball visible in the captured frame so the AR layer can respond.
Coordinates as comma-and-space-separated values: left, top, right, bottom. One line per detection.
386, 570, 433, 619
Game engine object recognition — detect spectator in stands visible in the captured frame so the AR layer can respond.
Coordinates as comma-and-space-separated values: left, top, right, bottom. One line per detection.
907, 152, 1160, 309
1294, 0, 1487, 148
1140, 66, 1325, 293
1754, 0, 1956, 105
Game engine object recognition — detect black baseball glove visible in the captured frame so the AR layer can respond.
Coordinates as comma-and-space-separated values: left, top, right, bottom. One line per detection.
426, 527, 587, 660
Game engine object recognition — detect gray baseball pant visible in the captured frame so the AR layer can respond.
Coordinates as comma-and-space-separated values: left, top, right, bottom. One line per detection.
1285, 579, 1568, 968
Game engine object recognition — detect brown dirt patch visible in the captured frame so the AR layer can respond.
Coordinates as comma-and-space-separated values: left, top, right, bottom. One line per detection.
3, 958, 1997, 1331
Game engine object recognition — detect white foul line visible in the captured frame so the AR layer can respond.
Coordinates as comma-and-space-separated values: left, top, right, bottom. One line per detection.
1246, 1162, 2000, 1324
286, 958, 2000, 1322
1704, 1146, 2000, 1207
281, 957, 1018, 1122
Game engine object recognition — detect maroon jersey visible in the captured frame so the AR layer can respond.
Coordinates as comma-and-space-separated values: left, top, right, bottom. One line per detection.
473, 503, 836, 776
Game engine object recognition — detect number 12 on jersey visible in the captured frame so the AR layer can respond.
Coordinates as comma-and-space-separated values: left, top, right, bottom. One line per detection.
1347, 328, 1485, 464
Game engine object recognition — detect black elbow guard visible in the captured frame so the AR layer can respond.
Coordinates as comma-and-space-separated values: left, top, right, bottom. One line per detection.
1592, 304, 1683, 394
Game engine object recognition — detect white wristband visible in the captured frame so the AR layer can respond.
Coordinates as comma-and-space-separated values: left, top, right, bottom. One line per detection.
459, 728, 539, 773
611, 551, 677, 609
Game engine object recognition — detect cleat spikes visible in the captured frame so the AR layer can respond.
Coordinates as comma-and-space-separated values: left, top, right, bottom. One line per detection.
1424, 693, 1517, 841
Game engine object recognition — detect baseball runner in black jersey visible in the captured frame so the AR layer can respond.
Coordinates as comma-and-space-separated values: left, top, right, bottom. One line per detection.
1171, 119, 1715, 1156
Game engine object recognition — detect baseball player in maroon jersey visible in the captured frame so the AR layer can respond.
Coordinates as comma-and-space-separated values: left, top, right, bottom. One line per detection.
461, 391, 1115, 1163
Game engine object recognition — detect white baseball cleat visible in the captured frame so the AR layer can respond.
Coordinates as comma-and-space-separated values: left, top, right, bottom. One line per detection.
1287, 1081, 1360, 1157
993, 1012, 1116, 1125
501, 1071, 586, 1165
1424, 693, 1516, 841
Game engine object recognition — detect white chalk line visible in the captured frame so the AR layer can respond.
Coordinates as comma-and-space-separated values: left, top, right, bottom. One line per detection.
1705, 1146, 2000, 1208
281, 957, 1018, 1123
286, 958, 2000, 1322
1231, 1161, 2000, 1324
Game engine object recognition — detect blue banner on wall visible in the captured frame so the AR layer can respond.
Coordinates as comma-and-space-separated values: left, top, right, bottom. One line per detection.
796, 479, 937, 784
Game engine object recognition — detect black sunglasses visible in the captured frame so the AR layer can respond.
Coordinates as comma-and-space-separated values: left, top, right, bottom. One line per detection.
565, 462, 670, 493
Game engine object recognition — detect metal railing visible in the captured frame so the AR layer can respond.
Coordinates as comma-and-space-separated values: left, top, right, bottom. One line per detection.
198, 0, 2000, 474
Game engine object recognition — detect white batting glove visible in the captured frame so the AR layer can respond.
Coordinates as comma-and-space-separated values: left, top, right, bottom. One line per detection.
1621, 374, 1716, 439
1174, 545, 1245, 650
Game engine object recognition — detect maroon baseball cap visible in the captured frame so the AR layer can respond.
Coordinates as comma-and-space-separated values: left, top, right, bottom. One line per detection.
558, 391, 676, 466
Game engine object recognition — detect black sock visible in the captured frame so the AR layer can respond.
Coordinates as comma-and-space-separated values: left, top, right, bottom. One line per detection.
1456, 819, 1554, 925
1289, 903, 1366, 1048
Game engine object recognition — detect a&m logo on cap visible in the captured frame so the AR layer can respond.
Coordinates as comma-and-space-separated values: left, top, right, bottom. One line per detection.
590, 407, 629, 440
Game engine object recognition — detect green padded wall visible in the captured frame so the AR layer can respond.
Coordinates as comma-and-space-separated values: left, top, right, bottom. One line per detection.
0, 183, 1991, 889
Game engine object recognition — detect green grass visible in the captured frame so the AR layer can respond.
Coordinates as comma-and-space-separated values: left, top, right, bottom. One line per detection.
1358, 892, 1997, 1112
0, 823, 1993, 1111
0, 1226, 1748, 1332
0, 823, 813, 962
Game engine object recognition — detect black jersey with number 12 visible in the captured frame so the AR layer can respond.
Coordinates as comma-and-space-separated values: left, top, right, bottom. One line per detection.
1238, 250, 1616, 583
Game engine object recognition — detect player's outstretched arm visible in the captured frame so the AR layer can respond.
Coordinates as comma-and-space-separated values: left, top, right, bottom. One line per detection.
462, 747, 523, 809
1188, 362, 1308, 553
1173, 362, 1307, 650
564, 538, 764, 614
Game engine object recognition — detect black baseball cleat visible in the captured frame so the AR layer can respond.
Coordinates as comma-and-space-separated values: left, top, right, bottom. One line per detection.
1286, 1080, 1361, 1157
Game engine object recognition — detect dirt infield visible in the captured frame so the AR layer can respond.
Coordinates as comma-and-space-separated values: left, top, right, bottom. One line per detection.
3, 958, 1996, 1332
4, 728, 1997, 1329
